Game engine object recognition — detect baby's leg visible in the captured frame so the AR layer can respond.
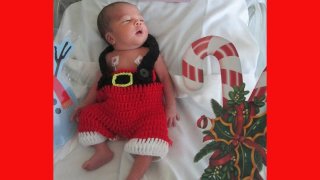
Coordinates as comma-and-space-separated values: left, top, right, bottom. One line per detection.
82, 142, 114, 171
126, 155, 153, 180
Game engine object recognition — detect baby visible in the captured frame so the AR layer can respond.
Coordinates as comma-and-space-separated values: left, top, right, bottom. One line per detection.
72, 2, 179, 180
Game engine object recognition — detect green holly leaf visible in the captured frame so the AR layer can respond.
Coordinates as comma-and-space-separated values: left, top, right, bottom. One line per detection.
229, 87, 247, 105
201, 168, 215, 180
236, 144, 255, 178
239, 83, 245, 91
255, 101, 265, 107
221, 172, 227, 179
253, 135, 267, 166
229, 91, 235, 100
255, 135, 266, 149
253, 95, 266, 107
200, 174, 209, 180
227, 100, 235, 106
256, 95, 266, 102
239, 96, 246, 103
244, 114, 266, 139
211, 99, 223, 117
254, 150, 263, 171
227, 114, 234, 123
212, 119, 234, 142
194, 141, 222, 162
203, 130, 212, 136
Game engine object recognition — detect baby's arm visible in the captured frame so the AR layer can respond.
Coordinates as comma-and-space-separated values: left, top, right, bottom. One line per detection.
154, 55, 179, 127
71, 74, 100, 121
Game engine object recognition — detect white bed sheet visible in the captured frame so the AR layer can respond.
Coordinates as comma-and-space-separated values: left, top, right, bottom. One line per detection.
54, 0, 266, 179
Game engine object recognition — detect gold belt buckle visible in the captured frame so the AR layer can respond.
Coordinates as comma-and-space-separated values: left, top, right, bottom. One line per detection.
112, 72, 133, 87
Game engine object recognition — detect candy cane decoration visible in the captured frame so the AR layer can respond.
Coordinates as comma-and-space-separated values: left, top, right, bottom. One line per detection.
182, 36, 243, 106
249, 67, 266, 101
191, 36, 267, 179
249, 67, 267, 114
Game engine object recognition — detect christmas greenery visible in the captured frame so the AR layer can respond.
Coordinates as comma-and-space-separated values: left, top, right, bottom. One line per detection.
194, 83, 266, 180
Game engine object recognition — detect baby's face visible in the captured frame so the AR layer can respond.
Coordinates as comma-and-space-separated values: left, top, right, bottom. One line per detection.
107, 3, 148, 50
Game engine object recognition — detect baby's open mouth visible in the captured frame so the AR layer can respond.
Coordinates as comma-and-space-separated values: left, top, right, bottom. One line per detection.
136, 30, 143, 35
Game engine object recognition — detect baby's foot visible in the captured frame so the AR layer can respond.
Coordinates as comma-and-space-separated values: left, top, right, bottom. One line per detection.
82, 149, 113, 171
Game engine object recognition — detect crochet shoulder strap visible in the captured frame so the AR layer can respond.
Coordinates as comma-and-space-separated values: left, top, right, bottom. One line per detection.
138, 34, 160, 71
99, 45, 114, 76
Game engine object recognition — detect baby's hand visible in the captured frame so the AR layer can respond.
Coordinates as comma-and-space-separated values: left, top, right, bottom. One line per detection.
165, 106, 180, 127
71, 106, 83, 122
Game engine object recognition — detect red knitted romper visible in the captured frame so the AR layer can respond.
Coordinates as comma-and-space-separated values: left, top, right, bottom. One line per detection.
78, 35, 171, 158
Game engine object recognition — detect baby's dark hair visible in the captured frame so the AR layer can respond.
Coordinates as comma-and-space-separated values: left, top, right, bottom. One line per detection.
97, 1, 134, 43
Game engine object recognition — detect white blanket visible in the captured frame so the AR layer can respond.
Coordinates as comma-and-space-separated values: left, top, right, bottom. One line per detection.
54, 0, 266, 179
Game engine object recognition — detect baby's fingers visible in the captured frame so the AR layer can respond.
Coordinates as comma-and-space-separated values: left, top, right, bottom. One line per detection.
167, 117, 172, 127
70, 108, 80, 122
176, 114, 180, 121
167, 117, 177, 127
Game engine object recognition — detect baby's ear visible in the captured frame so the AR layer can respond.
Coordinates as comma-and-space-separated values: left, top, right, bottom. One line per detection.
105, 32, 115, 45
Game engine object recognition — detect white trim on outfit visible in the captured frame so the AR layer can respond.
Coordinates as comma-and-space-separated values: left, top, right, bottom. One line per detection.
124, 138, 169, 159
78, 133, 169, 158
78, 131, 106, 146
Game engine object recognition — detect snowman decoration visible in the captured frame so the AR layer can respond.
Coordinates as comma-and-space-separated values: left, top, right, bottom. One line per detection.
53, 39, 78, 152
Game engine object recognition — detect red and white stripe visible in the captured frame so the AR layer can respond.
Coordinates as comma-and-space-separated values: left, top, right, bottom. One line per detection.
248, 68, 267, 113
192, 36, 213, 60
196, 115, 208, 129
182, 36, 243, 106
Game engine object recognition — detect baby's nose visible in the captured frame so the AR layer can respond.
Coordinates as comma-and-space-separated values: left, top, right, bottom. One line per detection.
134, 19, 142, 26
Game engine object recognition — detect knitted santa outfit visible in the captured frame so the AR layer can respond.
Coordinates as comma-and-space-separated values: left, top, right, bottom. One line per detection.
78, 35, 171, 158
